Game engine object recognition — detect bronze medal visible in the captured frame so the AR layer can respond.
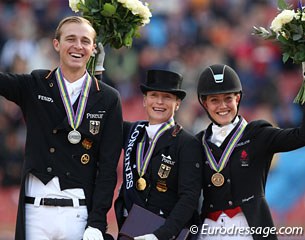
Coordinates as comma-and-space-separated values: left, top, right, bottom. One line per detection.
81, 153, 90, 165
136, 177, 147, 191
211, 172, 224, 187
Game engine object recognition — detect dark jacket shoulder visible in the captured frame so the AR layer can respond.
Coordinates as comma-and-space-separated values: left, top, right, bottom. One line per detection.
31, 69, 52, 79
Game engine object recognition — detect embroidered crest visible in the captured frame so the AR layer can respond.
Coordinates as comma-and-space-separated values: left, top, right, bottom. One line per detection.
89, 120, 100, 135
158, 164, 171, 179
240, 150, 249, 167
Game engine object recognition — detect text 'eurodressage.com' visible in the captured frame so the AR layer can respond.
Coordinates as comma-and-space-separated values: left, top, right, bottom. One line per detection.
189, 224, 304, 238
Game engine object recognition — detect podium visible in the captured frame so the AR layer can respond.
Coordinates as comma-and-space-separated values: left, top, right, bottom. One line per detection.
118, 204, 189, 240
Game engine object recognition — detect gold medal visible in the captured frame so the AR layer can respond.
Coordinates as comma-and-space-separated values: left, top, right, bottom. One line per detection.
81, 154, 90, 165
211, 172, 224, 187
136, 177, 147, 191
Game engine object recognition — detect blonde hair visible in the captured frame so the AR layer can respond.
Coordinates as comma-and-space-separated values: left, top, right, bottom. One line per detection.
54, 16, 96, 41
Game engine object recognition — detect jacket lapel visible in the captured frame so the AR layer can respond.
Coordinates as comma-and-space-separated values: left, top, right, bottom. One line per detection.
153, 128, 174, 155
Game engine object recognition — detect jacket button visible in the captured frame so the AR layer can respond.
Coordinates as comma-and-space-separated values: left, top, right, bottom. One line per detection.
53, 129, 57, 134
66, 172, 71, 177
208, 184, 212, 187
49, 82, 54, 87
228, 201, 233, 206
209, 204, 213, 208
227, 178, 231, 183
49, 148, 55, 153
47, 167, 52, 173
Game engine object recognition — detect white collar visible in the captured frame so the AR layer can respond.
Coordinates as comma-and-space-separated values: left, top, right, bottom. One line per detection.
145, 118, 174, 141
210, 117, 239, 147
64, 74, 86, 104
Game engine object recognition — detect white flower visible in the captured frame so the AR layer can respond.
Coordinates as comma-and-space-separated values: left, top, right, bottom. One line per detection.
270, 9, 295, 32
117, 0, 151, 25
68, 0, 152, 49
69, 0, 82, 13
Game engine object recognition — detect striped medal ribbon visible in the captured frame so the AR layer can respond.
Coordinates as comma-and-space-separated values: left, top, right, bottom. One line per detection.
55, 68, 92, 144
135, 118, 175, 191
203, 118, 247, 187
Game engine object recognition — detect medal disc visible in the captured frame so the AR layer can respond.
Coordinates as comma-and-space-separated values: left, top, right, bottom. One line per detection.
68, 130, 82, 144
136, 177, 147, 191
211, 172, 225, 187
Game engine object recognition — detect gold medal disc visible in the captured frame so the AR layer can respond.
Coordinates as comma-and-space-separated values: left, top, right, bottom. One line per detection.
136, 177, 147, 191
211, 172, 225, 187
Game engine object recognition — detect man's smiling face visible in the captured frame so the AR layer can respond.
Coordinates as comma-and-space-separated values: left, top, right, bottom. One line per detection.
53, 21, 96, 74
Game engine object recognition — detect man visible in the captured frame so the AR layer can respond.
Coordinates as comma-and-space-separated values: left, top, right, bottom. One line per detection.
115, 69, 203, 240
0, 16, 122, 240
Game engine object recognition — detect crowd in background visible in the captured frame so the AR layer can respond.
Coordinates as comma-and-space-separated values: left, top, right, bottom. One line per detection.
0, 0, 304, 238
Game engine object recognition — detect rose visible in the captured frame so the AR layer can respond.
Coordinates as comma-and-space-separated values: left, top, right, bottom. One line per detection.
68, 0, 152, 75
117, 0, 151, 25
270, 9, 295, 33
252, 0, 305, 104
69, 0, 83, 13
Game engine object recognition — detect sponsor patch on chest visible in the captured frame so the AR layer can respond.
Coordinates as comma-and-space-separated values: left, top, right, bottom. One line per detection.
38, 94, 53, 103
161, 154, 175, 165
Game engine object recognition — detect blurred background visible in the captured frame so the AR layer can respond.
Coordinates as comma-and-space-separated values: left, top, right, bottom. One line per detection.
0, 0, 304, 239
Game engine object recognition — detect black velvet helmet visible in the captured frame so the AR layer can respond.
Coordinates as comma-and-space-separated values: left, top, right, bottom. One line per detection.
140, 69, 186, 100
197, 64, 242, 106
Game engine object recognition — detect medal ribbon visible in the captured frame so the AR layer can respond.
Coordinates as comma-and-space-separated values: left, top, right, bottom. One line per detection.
203, 118, 247, 172
55, 68, 92, 130
136, 118, 175, 177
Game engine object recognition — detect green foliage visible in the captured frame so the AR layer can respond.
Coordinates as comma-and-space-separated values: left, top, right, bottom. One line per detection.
73, 0, 151, 49
253, 0, 305, 104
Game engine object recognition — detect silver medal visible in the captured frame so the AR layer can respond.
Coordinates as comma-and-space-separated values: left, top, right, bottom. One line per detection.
68, 129, 82, 144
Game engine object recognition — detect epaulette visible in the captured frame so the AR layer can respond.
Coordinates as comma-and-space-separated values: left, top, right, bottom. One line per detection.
172, 124, 182, 137
44, 69, 53, 79
93, 76, 101, 91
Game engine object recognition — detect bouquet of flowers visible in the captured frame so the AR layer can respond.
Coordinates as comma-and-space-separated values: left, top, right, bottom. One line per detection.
253, 0, 305, 104
69, 0, 152, 73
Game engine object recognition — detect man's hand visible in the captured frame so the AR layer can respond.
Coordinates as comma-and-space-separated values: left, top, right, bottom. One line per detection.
134, 234, 158, 240
95, 42, 105, 72
83, 226, 104, 240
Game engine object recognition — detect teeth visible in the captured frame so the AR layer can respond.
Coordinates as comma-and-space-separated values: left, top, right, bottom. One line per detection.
70, 53, 82, 58
153, 107, 165, 112
218, 111, 228, 116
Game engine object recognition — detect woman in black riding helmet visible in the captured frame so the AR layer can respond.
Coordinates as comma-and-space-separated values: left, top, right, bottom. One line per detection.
195, 64, 305, 240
